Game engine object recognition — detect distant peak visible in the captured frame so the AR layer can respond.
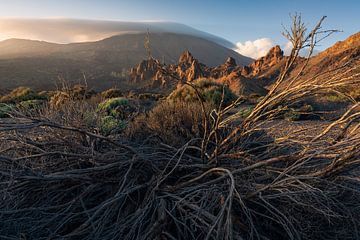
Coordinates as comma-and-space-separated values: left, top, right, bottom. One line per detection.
178, 50, 195, 64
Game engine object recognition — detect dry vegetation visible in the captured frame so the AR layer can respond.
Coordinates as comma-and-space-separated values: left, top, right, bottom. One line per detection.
0, 15, 359, 240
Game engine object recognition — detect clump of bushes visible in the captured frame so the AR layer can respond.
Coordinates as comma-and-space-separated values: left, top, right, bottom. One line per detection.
49, 85, 96, 108
168, 79, 237, 106
0, 87, 47, 104
97, 97, 137, 135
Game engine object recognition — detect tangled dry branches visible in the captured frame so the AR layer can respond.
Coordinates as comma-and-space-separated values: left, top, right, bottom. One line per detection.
0, 14, 359, 240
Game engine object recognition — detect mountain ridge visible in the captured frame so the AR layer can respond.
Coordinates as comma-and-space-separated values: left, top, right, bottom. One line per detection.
0, 32, 253, 91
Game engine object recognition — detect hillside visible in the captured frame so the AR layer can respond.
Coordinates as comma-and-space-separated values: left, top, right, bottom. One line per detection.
242, 32, 360, 87
0, 33, 252, 91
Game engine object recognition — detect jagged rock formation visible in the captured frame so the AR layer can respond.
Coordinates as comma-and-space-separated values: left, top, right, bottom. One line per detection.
129, 58, 173, 88
176, 51, 208, 81
242, 45, 284, 78
211, 57, 241, 79
129, 51, 267, 95
129, 51, 210, 89
128, 32, 360, 96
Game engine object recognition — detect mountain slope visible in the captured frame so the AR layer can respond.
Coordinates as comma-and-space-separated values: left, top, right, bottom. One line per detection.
0, 19, 238, 48
0, 33, 252, 91
239, 32, 360, 88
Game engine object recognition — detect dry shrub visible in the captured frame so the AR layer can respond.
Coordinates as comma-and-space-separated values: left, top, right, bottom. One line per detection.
127, 100, 213, 146
41, 97, 101, 130
50, 84, 96, 109
0, 87, 47, 103
101, 88, 124, 99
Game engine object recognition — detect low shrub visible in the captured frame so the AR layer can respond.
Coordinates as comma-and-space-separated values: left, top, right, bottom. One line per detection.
168, 79, 237, 107
282, 103, 319, 121
49, 91, 71, 108
49, 85, 96, 108
326, 94, 348, 103
0, 87, 46, 103
284, 108, 301, 121
99, 116, 126, 135
101, 88, 124, 99
127, 101, 212, 145
17, 99, 46, 110
0, 103, 13, 118
138, 93, 163, 101
97, 97, 133, 119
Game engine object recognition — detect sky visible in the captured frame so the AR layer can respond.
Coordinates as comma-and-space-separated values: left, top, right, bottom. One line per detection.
0, 0, 359, 58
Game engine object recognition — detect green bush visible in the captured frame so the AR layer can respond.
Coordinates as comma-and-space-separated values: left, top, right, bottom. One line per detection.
168, 79, 237, 106
0, 103, 14, 118
97, 97, 132, 119
17, 100, 46, 110
99, 116, 126, 135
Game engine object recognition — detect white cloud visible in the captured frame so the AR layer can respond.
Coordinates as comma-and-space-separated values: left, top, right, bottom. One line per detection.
235, 38, 321, 59
283, 41, 293, 55
235, 38, 274, 59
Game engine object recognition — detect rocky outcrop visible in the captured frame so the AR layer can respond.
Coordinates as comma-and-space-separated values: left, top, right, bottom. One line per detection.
129, 51, 210, 89
176, 51, 208, 81
129, 58, 161, 83
129, 58, 173, 88
128, 49, 274, 95
243, 45, 284, 77
219, 71, 268, 96
210, 57, 241, 79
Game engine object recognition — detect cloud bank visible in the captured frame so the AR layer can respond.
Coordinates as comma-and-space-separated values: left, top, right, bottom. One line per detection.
235, 38, 320, 59
235, 38, 274, 59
